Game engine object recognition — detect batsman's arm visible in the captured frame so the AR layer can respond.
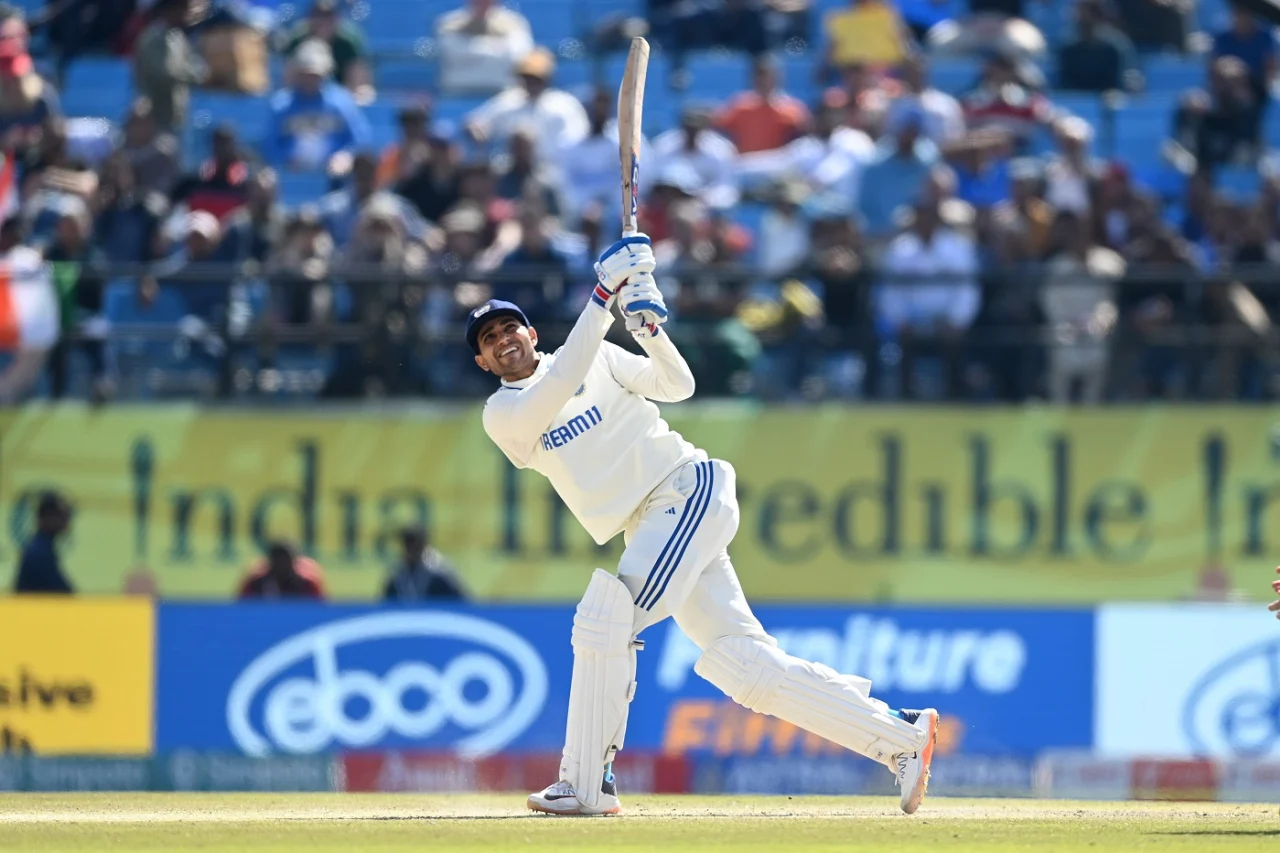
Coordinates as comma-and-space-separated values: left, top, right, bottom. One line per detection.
602, 334, 695, 403
483, 300, 614, 466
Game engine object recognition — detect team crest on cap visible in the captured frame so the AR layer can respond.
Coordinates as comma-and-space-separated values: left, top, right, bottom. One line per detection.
473, 304, 492, 318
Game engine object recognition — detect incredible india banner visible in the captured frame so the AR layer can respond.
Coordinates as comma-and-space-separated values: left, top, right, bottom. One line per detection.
0, 404, 1275, 602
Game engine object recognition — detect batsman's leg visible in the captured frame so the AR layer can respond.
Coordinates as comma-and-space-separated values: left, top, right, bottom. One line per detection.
674, 551, 940, 814
535, 459, 738, 814
529, 568, 638, 816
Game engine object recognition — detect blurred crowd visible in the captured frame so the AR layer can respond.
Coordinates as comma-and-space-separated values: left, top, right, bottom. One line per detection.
0, 0, 1278, 402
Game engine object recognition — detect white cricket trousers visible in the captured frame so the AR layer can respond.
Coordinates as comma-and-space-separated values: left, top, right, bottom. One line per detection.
615, 457, 770, 649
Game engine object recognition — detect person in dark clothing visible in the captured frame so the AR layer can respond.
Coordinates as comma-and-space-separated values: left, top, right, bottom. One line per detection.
170, 125, 251, 221
45, 197, 109, 398
493, 202, 572, 324
1174, 55, 1259, 168
1057, 0, 1137, 93
223, 168, 286, 265
238, 541, 326, 600
44, 0, 137, 80
1112, 0, 1187, 53
1213, 2, 1276, 135
396, 135, 461, 223
13, 491, 74, 593
95, 150, 165, 265
383, 526, 466, 602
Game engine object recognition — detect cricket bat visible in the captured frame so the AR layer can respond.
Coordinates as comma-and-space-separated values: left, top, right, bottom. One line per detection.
617, 37, 649, 238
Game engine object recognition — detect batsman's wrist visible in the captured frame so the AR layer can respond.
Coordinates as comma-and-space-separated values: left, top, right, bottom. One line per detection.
591, 280, 616, 308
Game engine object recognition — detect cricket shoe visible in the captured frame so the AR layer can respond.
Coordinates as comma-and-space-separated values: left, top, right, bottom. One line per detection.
893, 708, 939, 815
527, 775, 621, 816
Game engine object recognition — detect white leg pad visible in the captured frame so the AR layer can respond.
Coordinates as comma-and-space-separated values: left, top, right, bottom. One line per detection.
695, 634, 926, 767
560, 569, 640, 808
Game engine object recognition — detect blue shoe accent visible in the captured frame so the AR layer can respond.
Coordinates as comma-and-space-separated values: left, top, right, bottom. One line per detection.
602, 763, 617, 797
897, 709, 923, 725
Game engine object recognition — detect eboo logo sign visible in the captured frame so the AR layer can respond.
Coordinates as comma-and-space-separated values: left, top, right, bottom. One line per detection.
226, 613, 548, 757
156, 606, 551, 756
226, 607, 550, 753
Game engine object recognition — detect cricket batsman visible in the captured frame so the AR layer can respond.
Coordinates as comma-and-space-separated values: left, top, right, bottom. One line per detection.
468, 234, 939, 816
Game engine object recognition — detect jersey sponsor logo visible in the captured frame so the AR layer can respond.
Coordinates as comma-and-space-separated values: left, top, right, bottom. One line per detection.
540, 406, 603, 451
574, 383, 586, 398
225, 612, 549, 758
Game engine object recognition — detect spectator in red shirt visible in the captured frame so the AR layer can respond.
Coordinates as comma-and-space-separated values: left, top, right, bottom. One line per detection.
237, 541, 326, 600
962, 49, 1053, 151
170, 125, 250, 221
715, 55, 810, 154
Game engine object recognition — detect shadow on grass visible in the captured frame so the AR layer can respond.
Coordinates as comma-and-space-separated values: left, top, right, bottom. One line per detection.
279, 815, 549, 822
1150, 830, 1280, 837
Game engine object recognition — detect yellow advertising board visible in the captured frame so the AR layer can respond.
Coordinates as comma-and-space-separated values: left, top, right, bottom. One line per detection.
0, 404, 1275, 603
0, 598, 154, 754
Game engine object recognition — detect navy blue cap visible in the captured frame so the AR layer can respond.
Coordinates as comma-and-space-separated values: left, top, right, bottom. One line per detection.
466, 299, 529, 354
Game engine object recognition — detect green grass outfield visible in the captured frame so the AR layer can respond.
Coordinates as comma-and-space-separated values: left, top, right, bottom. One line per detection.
0, 793, 1276, 852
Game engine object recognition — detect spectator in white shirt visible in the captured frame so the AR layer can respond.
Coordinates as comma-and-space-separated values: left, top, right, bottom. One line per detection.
884, 54, 966, 147
465, 47, 589, 161
738, 89, 874, 205
875, 195, 981, 399
1043, 116, 1096, 215
1040, 209, 1124, 403
759, 179, 813, 278
651, 105, 739, 210
559, 87, 651, 225
436, 0, 533, 96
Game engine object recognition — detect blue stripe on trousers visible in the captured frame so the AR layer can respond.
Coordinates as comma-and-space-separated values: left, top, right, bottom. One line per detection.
634, 463, 704, 607
640, 462, 714, 612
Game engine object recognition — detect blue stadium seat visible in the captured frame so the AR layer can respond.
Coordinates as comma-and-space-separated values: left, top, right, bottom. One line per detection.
1133, 162, 1187, 203
376, 56, 435, 93
1216, 165, 1262, 201
278, 172, 333, 207
363, 99, 403, 150
104, 279, 192, 381
927, 56, 982, 96
1053, 93, 1104, 131
780, 54, 820, 106
1197, 0, 1231, 34
685, 53, 753, 103
61, 87, 132, 121
65, 57, 131, 100
189, 91, 273, 149
1265, 107, 1280, 147
363, 0, 435, 53
1110, 95, 1178, 162
1143, 55, 1205, 94
433, 94, 489, 127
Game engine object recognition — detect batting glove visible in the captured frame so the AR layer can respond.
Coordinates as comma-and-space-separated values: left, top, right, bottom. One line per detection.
592, 234, 656, 309
619, 275, 668, 337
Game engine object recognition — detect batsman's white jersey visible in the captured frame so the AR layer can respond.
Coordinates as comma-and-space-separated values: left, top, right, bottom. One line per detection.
483, 301, 700, 545
483, 299, 932, 814
482, 301, 752, 631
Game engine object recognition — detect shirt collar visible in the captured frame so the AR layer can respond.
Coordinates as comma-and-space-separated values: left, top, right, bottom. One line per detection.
499, 352, 553, 389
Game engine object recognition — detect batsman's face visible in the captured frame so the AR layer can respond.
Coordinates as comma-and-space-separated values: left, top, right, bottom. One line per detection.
474, 316, 539, 379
